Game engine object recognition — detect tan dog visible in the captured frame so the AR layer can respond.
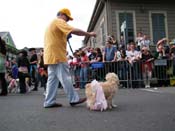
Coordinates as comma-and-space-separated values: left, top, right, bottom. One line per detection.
85, 72, 119, 110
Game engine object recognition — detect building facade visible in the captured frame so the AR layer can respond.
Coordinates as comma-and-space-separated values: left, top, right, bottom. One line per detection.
0, 32, 18, 60
84, 0, 175, 49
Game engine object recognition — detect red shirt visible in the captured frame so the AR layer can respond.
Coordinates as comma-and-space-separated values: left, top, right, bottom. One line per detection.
81, 55, 88, 68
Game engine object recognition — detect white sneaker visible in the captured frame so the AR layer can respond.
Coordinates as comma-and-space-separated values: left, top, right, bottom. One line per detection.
145, 85, 150, 88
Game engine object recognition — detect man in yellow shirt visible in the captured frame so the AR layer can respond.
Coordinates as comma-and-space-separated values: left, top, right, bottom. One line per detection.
44, 8, 96, 108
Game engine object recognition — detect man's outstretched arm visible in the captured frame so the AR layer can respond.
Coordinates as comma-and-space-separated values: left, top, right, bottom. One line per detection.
71, 28, 96, 37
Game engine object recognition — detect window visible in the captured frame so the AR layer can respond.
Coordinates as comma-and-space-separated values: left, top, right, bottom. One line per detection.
116, 11, 136, 44
149, 12, 168, 44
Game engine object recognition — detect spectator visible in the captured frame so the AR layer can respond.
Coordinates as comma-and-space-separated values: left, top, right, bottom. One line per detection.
6, 73, 18, 93
169, 39, 175, 75
155, 38, 167, 59
72, 52, 81, 88
127, 42, 140, 64
38, 49, 47, 92
0, 37, 8, 96
102, 36, 117, 62
140, 34, 151, 49
118, 35, 125, 50
135, 32, 143, 51
127, 42, 141, 88
80, 51, 89, 89
17, 50, 30, 94
88, 48, 96, 61
140, 46, 154, 88
117, 49, 129, 88
11, 58, 18, 79
29, 48, 38, 91
90, 47, 102, 63
170, 39, 175, 59
111, 35, 118, 49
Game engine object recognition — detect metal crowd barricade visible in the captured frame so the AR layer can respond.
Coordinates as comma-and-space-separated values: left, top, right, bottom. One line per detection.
89, 62, 105, 81
70, 59, 175, 88
152, 59, 173, 87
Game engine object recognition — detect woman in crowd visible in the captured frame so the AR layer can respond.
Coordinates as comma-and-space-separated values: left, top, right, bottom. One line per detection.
140, 46, 154, 88
90, 47, 102, 63
80, 50, 89, 89
17, 50, 30, 93
38, 49, 47, 92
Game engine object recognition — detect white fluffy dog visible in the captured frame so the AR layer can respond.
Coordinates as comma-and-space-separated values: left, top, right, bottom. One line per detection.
85, 72, 119, 111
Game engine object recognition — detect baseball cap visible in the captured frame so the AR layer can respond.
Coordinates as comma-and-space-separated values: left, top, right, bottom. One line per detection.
58, 8, 73, 21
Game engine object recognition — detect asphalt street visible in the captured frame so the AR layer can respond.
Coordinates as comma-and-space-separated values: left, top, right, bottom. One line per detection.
0, 87, 175, 131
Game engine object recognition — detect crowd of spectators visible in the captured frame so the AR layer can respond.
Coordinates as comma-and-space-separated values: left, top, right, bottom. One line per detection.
0, 43, 47, 95
1, 33, 175, 95
67, 33, 175, 88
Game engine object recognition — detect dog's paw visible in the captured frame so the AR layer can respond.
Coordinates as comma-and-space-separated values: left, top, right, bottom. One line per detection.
108, 106, 113, 110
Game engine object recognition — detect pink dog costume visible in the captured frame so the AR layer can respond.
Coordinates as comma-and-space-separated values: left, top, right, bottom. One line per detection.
91, 80, 107, 111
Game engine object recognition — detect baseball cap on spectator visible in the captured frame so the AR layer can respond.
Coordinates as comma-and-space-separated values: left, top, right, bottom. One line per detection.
58, 8, 73, 21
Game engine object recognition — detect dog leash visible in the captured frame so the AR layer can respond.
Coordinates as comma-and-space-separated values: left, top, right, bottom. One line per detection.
67, 33, 74, 55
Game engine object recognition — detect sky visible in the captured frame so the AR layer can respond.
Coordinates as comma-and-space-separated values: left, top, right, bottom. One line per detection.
0, 0, 96, 53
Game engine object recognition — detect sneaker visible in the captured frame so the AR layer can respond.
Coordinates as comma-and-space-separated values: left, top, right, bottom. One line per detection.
145, 85, 150, 88
70, 98, 87, 106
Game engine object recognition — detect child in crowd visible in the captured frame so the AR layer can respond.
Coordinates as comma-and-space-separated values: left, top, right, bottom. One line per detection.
11, 58, 18, 79
140, 46, 154, 88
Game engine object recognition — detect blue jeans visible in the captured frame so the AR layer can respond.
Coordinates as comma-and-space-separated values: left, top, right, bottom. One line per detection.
80, 67, 88, 88
30, 65, 38, 89
44, 62, 79, 107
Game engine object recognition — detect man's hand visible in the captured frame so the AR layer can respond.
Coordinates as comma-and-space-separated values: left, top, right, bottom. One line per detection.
89, 32, 96, 37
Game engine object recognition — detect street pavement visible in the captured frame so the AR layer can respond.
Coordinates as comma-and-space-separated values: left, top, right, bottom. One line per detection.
0, 87, 175, 131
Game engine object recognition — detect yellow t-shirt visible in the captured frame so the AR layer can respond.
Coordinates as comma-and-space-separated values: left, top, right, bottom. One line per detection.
44, 18, 74, 64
